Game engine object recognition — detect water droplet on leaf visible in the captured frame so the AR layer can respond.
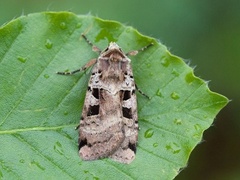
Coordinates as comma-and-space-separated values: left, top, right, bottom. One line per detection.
44, 74, 49, 79
60, 22, 67, 29
45, 39, 53, 49
125, 27, 131, 33
185, 72, 195, 84
161, 58, 170, 67
156, 89, 162, 97
194, 124, 201, 131
30, 161, 45, 170
153, 143, 158, 147
171, 92, 180, 100
174, 119, 182, 125
17, 56, 27, 63
146, 63, 151, 68
76, 23, 82, 28
144, 128, 154, 138
166, 142, 181, 154
54, 141, 64, 155
171, 69, 179, 76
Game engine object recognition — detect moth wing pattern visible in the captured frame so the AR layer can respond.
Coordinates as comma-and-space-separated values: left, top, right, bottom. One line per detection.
57, 35, 153, 164
109, 65, 138, 163
78, 44, 138, 164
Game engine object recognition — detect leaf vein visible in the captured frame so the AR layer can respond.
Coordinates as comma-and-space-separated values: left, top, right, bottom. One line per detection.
0, 124, 76, 134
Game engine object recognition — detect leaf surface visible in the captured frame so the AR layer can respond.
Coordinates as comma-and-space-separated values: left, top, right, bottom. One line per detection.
0, 12, 228, 180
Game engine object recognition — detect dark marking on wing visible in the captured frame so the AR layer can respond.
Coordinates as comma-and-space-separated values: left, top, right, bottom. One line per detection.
87, 105, 100, 116
122, 90, 131, 100
92, 88, 99, 99
122, 107, 132, 119
128, 142, 136, 153
79, 138, 88, 150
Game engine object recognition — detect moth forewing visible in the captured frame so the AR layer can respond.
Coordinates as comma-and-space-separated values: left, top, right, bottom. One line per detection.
57, 34, 153, 164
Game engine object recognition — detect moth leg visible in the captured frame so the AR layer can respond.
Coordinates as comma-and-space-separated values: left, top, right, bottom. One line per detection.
135, 84, 150, 99
126, 43, 154, 56
56, 58, 97, 75
81, 34, 102, 54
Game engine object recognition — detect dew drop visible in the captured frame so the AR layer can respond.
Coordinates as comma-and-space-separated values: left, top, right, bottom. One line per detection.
194, 124, 201, 131
171, 92, 180, 100
64, 111, 68, 116
125, 27, 131, 33
54, 141, 64, 155
68, 30, 74, 35
185, 72, 195, 84
146, 63, 151, 68
153, 143, 158, 147
174, 119, 182, 125
60, 22, 67, 29
144, 128, 154, 138
31, 161, 45, 170
161, 58, 170, 67
19, 159, 25, 163
171, 69, 179, 77
0, 161, 7, 171
44, 74, 49, 79
165, 142, 181, 154
93, 177, 100, 180
173, 149, 181, 154
193, 133, 201, 139
156, 89, 162, 97
193, 124, 202, 139
45, 39, 53, 49
166, 144, 171, 150
76, 23, 82, 28
17, 56, 27, 63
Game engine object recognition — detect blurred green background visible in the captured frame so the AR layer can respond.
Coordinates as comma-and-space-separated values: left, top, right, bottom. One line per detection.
0, 0, 238, 179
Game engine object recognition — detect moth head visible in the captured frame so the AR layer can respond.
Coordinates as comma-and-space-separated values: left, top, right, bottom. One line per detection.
107, 42, 121, 51
101, 42, 126, 60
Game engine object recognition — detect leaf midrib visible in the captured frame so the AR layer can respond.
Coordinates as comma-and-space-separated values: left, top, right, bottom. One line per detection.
0, 124, 76, 134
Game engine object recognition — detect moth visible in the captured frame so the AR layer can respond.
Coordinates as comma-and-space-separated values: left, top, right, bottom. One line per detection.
57, 34, 153, 164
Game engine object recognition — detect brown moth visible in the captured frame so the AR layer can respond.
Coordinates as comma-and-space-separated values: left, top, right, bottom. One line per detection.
57, 34, 153, 164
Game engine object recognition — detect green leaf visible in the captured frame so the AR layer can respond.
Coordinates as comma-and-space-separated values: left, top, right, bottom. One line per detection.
0, 12, 228, 179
